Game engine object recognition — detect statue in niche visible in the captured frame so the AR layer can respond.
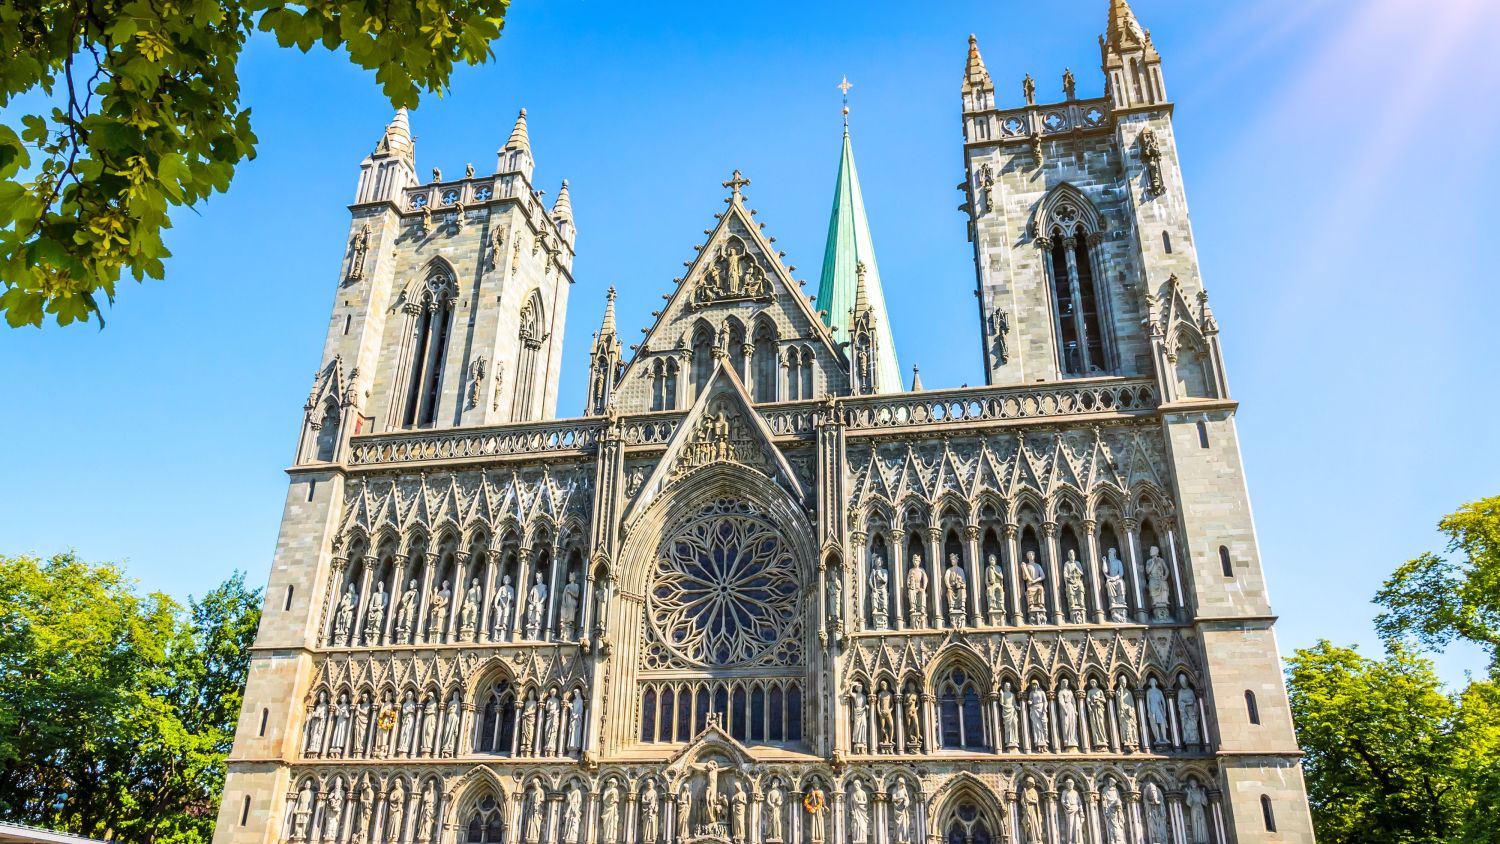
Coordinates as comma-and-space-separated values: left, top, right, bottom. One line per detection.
601, 780, 622, 844
849, 781, 870, 844
1057, 678, 1079, 749
1027, 680, 1050, 752
869, 555, 889, 630
806, 786, 827, 844
1185, 781, 1210, 844
1022, 550, 1048, 624
1086, 678, 1110, 750
543, 687, 562, 756
1101, 779, 1128, 844
426, 581, 451, 641
1116, 680, 1140, 749
558, 571, 581, 639
731, 782, 747, 841
1145, 546, 1172, 622
903, 685, 923, 752
292, 780, 313, 839
459, 578, 481, 641
566, 689, 584, 753
352, 692, 371, 757
1141, 127, 1166, 197
594, 577, 611, 635
675, 784, 691, 841
334, 584, 357, 645
1060, 777, 1084, 844
305, 691, 328, 754
386, 783, 406, 844
362, 583, 386, 646
1145, 783, 1170, 844
1146, 677, 1171, 748
985, 554, 1005, 625
1000, 680, 1020, 750
374, 696, 395, 759
395, 580, 418, 645
491, 575, 514, 640
329, 693, 351, 756
639, 780, 659, 843
418, 694, 437, 756
1177, 674, 1202, 745
563, 784, 583, 844
415, 783, 434, 842
354, 782, 372, 841
524, 782, 544, 844
519, 691, 538, 755
943, 553, 967, 628
440, 691, 460, 757
1102, 549, 1129, 623
906, 555, 928, 628
524, 573, 547, 640
347, 224, 370, 283
324, 779, 344, 840
891, 780, 913, 844
1019, 776, 1043, 844
850, 682, 869, 753
826, 567, 843, 631
876, 680, 895, 751
765, 784, 785, 842
1062, 550, 1087, 623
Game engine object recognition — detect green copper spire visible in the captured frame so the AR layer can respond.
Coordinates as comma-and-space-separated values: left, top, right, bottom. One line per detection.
817, 123, 902, 393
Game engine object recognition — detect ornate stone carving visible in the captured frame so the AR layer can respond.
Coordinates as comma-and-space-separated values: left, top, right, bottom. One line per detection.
690, 235, 773, 309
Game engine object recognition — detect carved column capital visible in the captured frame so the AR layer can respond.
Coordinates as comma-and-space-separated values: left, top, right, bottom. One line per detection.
1003, 524, 1019, 540
1042, 522, 1058, 538
1082, 519, 1097, 533
331, 556, 349, 572
850, 531, 868, 544
964, 525, 981, 541
925, 528, 942, 542
890, 529, 907, 541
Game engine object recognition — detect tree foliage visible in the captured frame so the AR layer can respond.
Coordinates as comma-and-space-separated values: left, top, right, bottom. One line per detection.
0, 553, 261, 842
0, 0, 510, 328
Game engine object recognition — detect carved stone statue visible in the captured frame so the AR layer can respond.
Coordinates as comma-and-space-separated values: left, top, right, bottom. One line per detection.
491, 575, 514, 640
305, 691, 328, 754
601, 780, 622, 844
1086, 678, 1110, 750
426, 580, 451, 641
850, 682, 869, 753
876, 680, 895, 751
985, 554, 1005, 625
459, 578, 481, 641
1027, 681, 1050, 752
362, 582, 386, 646
1117, 681, 1140, 749
943, 553, 967, 628
292, 780, 313, 839
1020, 776, 1043, 844
1178, 674, 1202, 745
1185, 780, 1210, 844
563, 784, 583, 844
524, 782, 545, 844
1060, 777, 1085, 844
323, 779, 344, 840
558, 570, 581, 639
806, 786, 827, 843
892, 780, 913, 844
849, 781, 870, 844
731, 782, 747, 841
418, 694, 437, 756
329, 692, 351, 756
386, 783, 406, 844
440, 691, 460, 757
640, 780, 659, 843
1145, 546, 1172, 621
869, 555, 889, 630
415, 782, 435, 842
1022, 550, 1048, 624
352, 692, 371, 757
905, 557, 928, 628
826, 568, 843, 630
525, 572, 547, 640
765, 783, 785, 842
1000, 680, 1020, 750
594, 576, 611, 635
902, 685, 923, 752
1057, 678, 1079, 749
543, 687, 562, 756
1102, 548, 1129, 623
1146, 677, 1171, 748
519, 691, 538, 755
334, 583, 357, 645
374, 697, 395, 759
1062, 549, 1087, 623
356, 780, 373, 839
1102, 779, 1128, 844
566, 689, 584, 753
395, 580, 417, 644
675, 784, 691, 841
1145, 782, 1169, 844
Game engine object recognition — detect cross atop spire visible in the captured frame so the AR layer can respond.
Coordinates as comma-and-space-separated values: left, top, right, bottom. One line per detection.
722, 170, 751, 199
838, 75, 853, 127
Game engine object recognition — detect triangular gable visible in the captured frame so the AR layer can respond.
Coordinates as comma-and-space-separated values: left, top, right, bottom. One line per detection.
625, 362, 805, 523
660, 723, 756, 772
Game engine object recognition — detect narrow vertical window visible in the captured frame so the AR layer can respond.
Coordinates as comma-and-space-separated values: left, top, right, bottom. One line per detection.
283, 585, 294, 611
512, 292, 545, 421
664, 360, 679, 411
342, 314, 352, 335
691, 324, 714, 400
258, 707, 269, 736
1041, 191, 1112, 378
401, 268, 456, 427
641, 688, 656, 742
1220, 546, 1234, 577
650, 360, 665, 412
1197, 420, 1210, 449
1162, 231, 1173, 253
240, 795, 251, 825
799, 346, 814, 400
307, 479, 317, 501
1246, 690, 1261, 725
752, 319, 778, 403
1261, 795, 1277, 832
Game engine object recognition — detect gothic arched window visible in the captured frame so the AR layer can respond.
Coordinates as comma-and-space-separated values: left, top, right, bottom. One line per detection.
1036, 188, 1113, 378
465, 795, 505, 843
476, 680, 516, 754
938, 668, 987, 750
691, 322, 715, 400
511, 291, 546, 421
752, 318, 778, 403
944, 799, 996, 844
651, 360, 666, 412
401, 268, 456, 427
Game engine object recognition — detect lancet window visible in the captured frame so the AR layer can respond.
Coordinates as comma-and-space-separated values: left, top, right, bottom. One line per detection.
638, 680, 804, 745
752, 317, 779, 402
400, 267, 457, 428
690, 322, 715, 400
465, 795, 505, 843
476, 679, 518, 754
650, 358, 680, 411
511, 291, 546, 421
942, 798, 997, 844
1036, 188, 1114, 378
785, 345, 814, 400
938, 668, 988, 750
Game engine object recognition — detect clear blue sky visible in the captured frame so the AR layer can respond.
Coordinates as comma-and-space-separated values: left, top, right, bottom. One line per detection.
4, 0, 1496, 681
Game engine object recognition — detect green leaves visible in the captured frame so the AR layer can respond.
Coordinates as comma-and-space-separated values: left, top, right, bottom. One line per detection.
0, 0, 510, 327
0, 554, 262, 841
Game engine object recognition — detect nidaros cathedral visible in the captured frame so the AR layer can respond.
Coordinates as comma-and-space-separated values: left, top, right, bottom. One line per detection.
216, 4, 1314, 844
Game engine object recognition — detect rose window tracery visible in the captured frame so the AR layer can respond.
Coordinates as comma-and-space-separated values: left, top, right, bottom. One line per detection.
646, 499, 802, 669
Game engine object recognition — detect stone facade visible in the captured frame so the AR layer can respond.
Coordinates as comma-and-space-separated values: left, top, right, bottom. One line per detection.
213, 3, 1314, 843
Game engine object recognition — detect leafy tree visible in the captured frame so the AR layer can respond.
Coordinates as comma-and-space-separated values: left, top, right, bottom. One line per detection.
0, 553, 261, 842
0, 0, 510, 328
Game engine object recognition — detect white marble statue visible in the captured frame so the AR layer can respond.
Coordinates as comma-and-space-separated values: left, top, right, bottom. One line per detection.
765, 784, 785, 842
519, 691, 538, 755
903, 686, 923, 752
362, 583, 386, 647
731, 782, 747, 841
418, 694, 437, 756
876, 680, 895, 749
524, 572, 547, 640
329, 692, 351, 756
826, 568, 843, 629
491, 575, 514, 640
543, 687, 562, 756
415, 782, 434, 842
563, 784, 583, 843
386, 783, 406, 844
601, 780, 622, 844
352, 692, 371, 758
675, 783, 691, 841
1027, 680, 1050, 752
323, 779, 344, 840
440, 691, 460, 757
944, 553, 967, 628
566, 688, 584, 753
1062, 549, 1087, 623
891, 780, 913, 844
524, 782, 545, 844
425, 580, 451, 641
640, 780, 659, 843
305, 691, 328, 754
1020, 776, 1043, 844
292, 780, 313, 839
1145, 782, 1169, 844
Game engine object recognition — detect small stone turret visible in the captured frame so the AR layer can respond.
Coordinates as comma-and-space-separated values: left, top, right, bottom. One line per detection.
354, 108, 419, 205
586, 287, 622, 415
496, 107, 535, 181
1101, 0, 1167, 109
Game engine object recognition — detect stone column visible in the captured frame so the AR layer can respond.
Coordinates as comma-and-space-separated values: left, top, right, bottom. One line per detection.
923, 691, 939, 754
479, 549, 497, 643
1086, 788, 1103, 844
1168, 792, 1187, 844
789, 790, 803, 844
1166, 688, 1183, 751
623, 793, 638, 844
1005, 790, 1021, 844
1128, 791, 1145, 844
926, 528, 944, 629
1083, 520, 1106, 624
514, 547, 533, 639
544, 544, 564, 641
1123, 520, 1148, 625
964, 525, 983, 625
1166, 526, 1187, 618
320, 555, 348, 647
1004, 525, 1024, 626
1043, 790, 1059, 844
832, 791, 846, 844
1061, 237, 1093, 372
851, 530, 868, 631
580, 571, 596, 648
984, 692, 1001, 753
415, 551, 438, 645
890, 530, 907, 631
353, 559, 377, 647
1209, 791, 1227, 844
1074, 685, 1090, 753
1135, 686, 1152, 754
448, 550, 471, 642
1043, 522, 1065, 625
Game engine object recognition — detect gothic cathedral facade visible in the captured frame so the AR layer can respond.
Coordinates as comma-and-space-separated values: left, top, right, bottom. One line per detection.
215, 4, 1315, 844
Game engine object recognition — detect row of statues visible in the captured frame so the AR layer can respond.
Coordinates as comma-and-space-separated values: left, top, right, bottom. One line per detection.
330, 565, 604, 648
861, 545, 1175, 630
289, 777, 440, 844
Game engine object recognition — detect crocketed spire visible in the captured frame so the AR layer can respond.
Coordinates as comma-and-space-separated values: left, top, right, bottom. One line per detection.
551, 179, 573, 224
504, 107, 531, 154
962, 34, 994, 95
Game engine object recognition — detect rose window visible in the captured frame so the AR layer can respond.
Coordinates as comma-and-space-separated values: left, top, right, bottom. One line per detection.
647, 499, 801, 668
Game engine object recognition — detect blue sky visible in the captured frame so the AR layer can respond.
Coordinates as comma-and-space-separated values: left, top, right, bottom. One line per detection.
4, 0, 1497, 681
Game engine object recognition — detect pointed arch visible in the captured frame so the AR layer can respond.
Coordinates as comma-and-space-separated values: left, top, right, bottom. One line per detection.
1032, 184, 1116, 378
396, 258, 459, 428
511, 289, 547, 422
928, 773, 1006, 843
751, 314, 779, 403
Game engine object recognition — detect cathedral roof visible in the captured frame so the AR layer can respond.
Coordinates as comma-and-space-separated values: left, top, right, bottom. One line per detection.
817, 126, 902, 393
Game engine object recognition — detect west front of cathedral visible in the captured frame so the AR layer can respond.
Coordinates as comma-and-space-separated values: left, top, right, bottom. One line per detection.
215, 4, 1316, 843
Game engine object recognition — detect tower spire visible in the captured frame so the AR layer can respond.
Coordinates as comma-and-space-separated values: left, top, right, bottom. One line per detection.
355, 108, 417, 204
817, 111, 902, 394
962, 34, 995, 112
1101, 0, 1166, 108
586, 286, 623, 416
496, 107, 535, 180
